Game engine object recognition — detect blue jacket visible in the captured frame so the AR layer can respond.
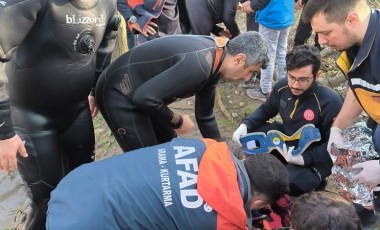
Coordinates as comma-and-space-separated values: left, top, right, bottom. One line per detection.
255, 0, 294, 30
46, 138, 253, 229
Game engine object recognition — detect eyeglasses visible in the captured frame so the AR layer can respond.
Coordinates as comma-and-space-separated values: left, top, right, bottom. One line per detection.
287, 73, 313, 86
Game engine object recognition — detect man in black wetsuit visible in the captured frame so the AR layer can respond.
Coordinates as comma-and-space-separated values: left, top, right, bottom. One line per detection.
0, 0, 119, 229
233, 45, 343, 196
182, 0, 241, 38
95, 31, 269, 152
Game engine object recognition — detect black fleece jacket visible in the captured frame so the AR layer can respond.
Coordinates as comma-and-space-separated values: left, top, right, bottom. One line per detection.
242, 78, 343, 178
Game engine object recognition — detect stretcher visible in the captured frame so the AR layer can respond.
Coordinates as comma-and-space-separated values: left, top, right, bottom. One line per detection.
239, 124, 321, 155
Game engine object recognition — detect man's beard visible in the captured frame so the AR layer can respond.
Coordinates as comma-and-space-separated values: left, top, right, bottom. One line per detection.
336, 28, 360, 51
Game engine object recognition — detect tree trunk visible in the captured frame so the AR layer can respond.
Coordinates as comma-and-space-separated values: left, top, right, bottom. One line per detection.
319, 72, 347, 88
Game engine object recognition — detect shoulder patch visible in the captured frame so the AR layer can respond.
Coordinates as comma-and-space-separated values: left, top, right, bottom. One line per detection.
303, 109, 315, 121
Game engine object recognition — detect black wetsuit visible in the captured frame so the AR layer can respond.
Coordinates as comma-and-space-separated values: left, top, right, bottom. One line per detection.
96, 35, 224, 152
242, 78, 343, 196
0, 0, 118, 229
184, 0, 240, 38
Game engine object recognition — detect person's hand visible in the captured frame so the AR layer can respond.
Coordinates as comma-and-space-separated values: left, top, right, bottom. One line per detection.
175, 114, 194, 135
352, 160, 380, 189
219, 29, 232, 38
237, 2, 242, 11
327, 127, 344, 154
276, 143, 304, 165
88, 95, 99, 118
232, 124, 247, 145
0, 135, 28, 171
295, 0, 303, 10
240, 1, 254, 14
131, 21, 157, 37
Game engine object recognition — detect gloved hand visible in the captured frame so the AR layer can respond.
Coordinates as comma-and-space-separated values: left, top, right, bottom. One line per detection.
276, 143, 304, 165
327, 127, 344, 154
352, 160, 380, 189
232, 124, 247, 145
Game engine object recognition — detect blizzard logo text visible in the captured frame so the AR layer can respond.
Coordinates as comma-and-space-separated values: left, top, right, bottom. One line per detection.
174, 146, 204, 209
66, 15, 104, 26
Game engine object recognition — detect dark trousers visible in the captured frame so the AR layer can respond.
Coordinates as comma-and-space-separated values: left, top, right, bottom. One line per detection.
293, 8, 321, 50
126, 26, 136, 49
246, 13, 259, 32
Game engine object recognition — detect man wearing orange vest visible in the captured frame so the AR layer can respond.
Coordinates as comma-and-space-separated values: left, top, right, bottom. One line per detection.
47, 138, 288, 229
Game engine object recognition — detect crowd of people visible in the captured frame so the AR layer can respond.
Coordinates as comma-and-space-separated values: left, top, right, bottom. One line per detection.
1, 0, 380, 229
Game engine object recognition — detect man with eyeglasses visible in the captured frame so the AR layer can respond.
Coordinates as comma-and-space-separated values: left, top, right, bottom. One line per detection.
233, 45, 343, 197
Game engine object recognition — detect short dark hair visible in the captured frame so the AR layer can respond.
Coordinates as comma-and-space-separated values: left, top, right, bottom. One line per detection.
302, 0, 362, 24
292, 191, 361, 230
243, 154, 288, 204
286, 45, 321, 77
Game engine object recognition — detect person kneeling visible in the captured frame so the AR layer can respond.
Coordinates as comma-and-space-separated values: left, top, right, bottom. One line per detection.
46, 138, 288, 229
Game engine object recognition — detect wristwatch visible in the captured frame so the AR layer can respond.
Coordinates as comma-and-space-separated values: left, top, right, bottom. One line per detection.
128, 16, 137, 24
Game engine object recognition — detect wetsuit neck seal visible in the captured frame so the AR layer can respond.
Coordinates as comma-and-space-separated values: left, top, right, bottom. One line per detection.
70, 0, 99, 10
213, 49, 226, 74
212, 36, 229, 74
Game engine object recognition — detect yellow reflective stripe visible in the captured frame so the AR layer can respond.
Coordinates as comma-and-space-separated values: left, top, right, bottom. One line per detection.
336, 51, 351, 75
313, 93, 321, 112
290, 98, 298, 119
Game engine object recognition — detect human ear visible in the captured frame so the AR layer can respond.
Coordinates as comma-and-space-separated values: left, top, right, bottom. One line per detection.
234, 53, 246, 67
346, 12, 360, 26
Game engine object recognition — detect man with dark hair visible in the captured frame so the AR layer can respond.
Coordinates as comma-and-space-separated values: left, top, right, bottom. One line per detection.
0, 0, 119, 228
46, 138, 289, 229
96, 31, 269, 152
302, 0, 380, 193
233, 45, 343, 196
292, 191, 361, 230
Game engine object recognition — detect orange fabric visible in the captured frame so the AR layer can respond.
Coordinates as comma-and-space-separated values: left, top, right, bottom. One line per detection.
198, 139, 249, 230
127, 0, 144, 10
212, 37, 229, 74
